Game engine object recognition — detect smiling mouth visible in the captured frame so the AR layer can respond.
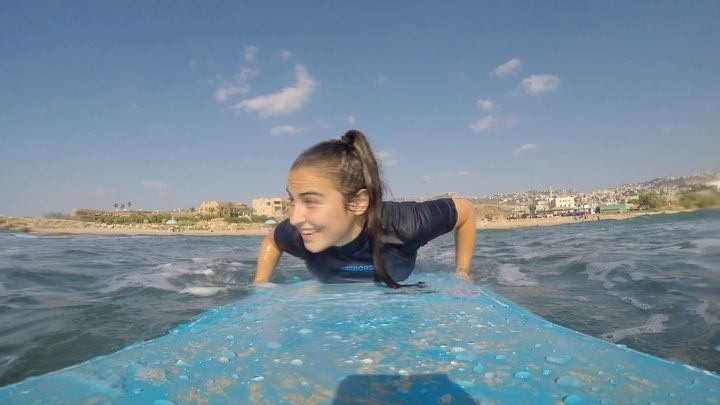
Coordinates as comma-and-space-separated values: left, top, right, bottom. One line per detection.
300, 229, 318, 239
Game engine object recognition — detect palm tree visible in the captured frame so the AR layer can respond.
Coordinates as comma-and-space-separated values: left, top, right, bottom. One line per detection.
113, 203, 118, 211
127, 201, 132, 211
120, 203, 125, 211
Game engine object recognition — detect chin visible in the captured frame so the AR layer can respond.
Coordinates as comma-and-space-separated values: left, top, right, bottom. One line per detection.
303, 242, 329, 253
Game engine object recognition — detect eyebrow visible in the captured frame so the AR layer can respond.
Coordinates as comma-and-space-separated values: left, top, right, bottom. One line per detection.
286, 188, 325, 198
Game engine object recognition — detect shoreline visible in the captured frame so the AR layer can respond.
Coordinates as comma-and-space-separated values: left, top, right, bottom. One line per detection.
0, 208, 708, 237
477, 209, 701, 230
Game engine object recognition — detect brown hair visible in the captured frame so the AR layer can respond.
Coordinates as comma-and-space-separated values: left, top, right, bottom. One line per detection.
290, 130, 403, 288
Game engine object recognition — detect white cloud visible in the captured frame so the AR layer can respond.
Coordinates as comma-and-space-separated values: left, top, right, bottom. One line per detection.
513, 143, 539, 156
235, 65, 317, 118
270, 125, 304, 136
469, 115, 496, 133
422, 171, 470, 181
347, 115, 356, 125
505, 116, 520, 129
142, 181, 170, 196
278, 50, 292, 60
244, 46, 258, 63
494, 58, 521, 77
422, 172, 450, 181
377, 150, 398, 167
215, 67, 257, 102
476, 99, 494, 111
91, 187, 116, 197
521, 74, 560, 96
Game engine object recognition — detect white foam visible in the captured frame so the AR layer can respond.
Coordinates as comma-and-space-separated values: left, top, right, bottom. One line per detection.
180, 287, 226, 297
693, 238, 720, 251
628, 271, 646, 281
694, 300, 719, 325
100, 273, 178, 293
585, 261, 635, 289
606, 291, 652, 310
497, 264, 537, 287
602, 314, 669, 342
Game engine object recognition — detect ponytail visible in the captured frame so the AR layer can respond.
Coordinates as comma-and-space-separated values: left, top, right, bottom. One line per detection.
339, 130, 400, 288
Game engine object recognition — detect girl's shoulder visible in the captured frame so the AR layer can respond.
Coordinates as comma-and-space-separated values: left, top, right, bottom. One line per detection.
380, 198, 457, 248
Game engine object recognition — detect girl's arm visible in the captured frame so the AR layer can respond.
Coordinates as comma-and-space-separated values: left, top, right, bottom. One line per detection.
253, 234, 283, 283
452, 197, 477, 278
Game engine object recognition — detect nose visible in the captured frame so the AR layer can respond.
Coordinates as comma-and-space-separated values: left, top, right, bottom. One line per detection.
288, 203, 305, 227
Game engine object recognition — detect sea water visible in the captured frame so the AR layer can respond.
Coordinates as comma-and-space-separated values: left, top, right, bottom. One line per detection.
0, 209, 718, 387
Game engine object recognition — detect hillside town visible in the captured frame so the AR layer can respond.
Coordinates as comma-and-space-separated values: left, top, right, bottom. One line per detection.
63, 171, 720, 222
1, 171, 718, 236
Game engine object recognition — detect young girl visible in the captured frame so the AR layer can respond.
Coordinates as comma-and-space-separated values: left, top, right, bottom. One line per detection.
253, 130, 476, 288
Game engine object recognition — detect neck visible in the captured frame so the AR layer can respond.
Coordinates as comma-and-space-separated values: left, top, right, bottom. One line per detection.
334, 215, 367, 247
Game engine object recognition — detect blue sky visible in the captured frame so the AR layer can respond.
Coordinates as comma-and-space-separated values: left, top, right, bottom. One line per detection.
1, 1, 718, 216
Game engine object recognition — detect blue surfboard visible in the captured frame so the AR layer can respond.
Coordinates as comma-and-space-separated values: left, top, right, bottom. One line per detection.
1, 274, 718, 404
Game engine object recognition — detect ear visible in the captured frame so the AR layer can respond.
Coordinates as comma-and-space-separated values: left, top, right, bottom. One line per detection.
347, 189, 370, 215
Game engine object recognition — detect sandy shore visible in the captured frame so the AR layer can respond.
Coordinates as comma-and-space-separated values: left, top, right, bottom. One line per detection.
0, 209, 697, 236
0, 217, 272, 236
478, 210, 692, 230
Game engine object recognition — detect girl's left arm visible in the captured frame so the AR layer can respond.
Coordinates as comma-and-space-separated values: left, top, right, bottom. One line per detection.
451, 197, 477, 278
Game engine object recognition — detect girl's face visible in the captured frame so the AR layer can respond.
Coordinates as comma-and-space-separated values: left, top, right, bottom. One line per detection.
286, 166, 367, 253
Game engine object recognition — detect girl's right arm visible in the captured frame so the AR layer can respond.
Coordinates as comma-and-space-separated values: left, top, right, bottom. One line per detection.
253, 234, 283, 283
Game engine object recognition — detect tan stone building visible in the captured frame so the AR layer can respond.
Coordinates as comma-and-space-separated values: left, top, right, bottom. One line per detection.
197, 201, 248, 216
550, 196, 576, 209
252, 198, 289, 218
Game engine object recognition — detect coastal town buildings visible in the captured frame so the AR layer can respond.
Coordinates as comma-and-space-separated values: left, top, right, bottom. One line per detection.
197, 201, 249, 217
251, 198, 289, 218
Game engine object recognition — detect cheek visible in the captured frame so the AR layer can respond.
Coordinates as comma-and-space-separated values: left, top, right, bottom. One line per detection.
309, 206, 349, 230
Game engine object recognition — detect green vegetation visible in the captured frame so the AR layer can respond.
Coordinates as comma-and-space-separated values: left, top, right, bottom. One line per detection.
72, 209, 274, 225
638, 192, 669, 209
678, 186, 720, 209
42, 212, 72, 220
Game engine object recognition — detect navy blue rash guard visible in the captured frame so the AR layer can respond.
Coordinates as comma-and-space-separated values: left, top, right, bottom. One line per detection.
273, 198, 458, 283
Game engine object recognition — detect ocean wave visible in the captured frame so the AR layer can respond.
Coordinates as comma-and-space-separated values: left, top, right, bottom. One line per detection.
584, 260, 637, 290
694, 300, 720, 325
606, 291, 652, 310
602, 314, 669, 342
179, 287, 227, 296
496, 264, 537, 287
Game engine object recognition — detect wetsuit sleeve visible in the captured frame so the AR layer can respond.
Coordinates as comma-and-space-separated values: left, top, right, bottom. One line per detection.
273, 219, 307, 259
386, 198, 458, 250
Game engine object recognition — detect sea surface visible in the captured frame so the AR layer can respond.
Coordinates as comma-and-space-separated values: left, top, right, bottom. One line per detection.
1, 209, 718, 387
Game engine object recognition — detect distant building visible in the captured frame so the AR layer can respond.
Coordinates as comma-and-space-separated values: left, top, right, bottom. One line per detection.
197, 200, 248, 216
510, 205, 531, 218
252, 198, 289, 218
534, 200, 549, 213
550, 196, 576, 209
600, 203, 630, 214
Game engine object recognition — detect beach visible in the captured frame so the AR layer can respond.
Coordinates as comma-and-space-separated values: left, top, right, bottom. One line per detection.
0, 209, 695, 236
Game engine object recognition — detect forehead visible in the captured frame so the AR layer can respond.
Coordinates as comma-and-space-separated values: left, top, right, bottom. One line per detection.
286, 167, 338, 195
